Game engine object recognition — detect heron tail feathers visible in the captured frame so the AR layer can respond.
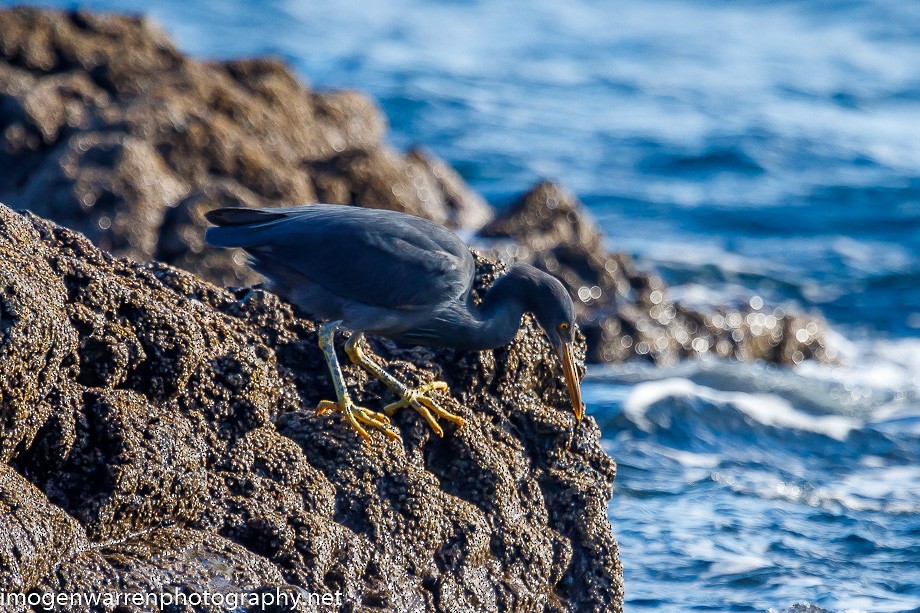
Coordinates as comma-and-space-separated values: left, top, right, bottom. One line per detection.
204, 206, 310, 249
204, 207, 290, 227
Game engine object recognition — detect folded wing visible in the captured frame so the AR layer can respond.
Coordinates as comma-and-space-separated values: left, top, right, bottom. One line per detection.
205, 205, 476, 311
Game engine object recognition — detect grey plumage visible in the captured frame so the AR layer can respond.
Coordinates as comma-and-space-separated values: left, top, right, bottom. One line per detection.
206, 205, 479, 343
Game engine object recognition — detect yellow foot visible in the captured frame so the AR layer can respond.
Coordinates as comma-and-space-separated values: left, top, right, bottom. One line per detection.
316, 399, 400, 443
383, 381, 465, 437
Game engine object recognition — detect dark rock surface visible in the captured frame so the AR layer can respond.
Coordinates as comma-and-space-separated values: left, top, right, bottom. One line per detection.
0, 203, 623, 612
0, 5, 830, 368
479, 182, 835, 366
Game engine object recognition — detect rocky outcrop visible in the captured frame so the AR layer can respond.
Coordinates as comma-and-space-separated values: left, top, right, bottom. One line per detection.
0, 7, 492, 291
0, 6, 830, 367
478, 182, 834, 365
0, 203, 623, 612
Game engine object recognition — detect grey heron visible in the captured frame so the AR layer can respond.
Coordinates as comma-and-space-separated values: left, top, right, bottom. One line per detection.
205, 204, 584, 442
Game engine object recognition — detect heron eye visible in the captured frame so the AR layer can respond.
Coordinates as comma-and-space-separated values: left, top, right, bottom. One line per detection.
559, 322, 569, 331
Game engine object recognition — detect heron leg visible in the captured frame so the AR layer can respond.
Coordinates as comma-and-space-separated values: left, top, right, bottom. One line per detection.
344, 333, 465, 438
316, 322, 399, 443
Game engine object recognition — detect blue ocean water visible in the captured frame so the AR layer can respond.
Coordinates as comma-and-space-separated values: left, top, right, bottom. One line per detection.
12, 1, 920, 610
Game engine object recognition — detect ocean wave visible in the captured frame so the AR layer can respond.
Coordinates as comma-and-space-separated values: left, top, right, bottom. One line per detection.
620, 377, 860, 441
588, 332, 920, 474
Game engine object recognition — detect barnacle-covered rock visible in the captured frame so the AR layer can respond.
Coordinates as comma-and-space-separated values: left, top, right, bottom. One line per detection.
0, 204, 623, 612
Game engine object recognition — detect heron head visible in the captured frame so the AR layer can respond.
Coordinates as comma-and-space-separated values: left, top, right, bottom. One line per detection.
520, 265, 585, 421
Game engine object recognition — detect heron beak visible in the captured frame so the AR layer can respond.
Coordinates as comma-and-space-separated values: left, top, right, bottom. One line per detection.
556, 342, 584, 421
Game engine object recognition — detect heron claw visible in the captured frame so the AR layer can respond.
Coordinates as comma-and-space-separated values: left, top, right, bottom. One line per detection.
383, 381, 465, 436
315, 399, 400, 443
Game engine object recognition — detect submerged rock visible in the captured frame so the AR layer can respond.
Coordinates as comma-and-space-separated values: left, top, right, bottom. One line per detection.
0, 203, 623, 612
778, 605, 834, 613
478, 182, 834, 366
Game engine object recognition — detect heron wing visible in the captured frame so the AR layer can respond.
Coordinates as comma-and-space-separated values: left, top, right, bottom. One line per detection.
205, 205, 475, 310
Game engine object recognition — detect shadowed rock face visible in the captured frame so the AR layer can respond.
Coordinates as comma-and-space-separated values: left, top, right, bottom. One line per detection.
0, 6, 830, 368
0, 203, 623, 612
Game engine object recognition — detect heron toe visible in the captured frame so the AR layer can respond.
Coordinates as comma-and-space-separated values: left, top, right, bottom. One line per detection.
316, 399, 400, 443
383, 381, 465, 437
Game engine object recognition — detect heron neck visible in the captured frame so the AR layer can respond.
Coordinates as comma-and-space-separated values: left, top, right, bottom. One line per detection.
468, 272, 530, 350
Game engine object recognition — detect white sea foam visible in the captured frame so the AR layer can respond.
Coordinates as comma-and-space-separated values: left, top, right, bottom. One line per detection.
657, 448, 721, 469
702, 552, 773, 579
589, 326, 920, 429
622, 378, 860, 440
797, 334, 920, 390
712, 468, 920, 515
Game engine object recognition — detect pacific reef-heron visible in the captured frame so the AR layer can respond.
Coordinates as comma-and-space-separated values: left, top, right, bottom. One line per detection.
205, 204, 584, 442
